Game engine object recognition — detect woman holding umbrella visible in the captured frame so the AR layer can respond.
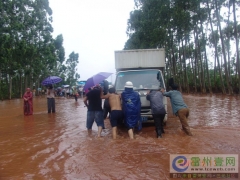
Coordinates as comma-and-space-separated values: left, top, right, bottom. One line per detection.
23, 88, 33, 115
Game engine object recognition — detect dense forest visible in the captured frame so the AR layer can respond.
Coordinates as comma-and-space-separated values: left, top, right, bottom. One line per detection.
0, 0, 80, 100
1, 0, 240, 100
124, 0, 240, 94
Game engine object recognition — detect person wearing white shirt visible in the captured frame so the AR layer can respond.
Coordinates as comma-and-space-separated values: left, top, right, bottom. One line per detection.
47, 84, 56, 113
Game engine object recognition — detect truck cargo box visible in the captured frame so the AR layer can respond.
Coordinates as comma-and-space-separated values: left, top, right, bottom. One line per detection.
115, 49, 165, 71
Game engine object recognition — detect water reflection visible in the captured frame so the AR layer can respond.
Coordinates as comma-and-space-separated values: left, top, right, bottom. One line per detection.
24, 115, 35, 136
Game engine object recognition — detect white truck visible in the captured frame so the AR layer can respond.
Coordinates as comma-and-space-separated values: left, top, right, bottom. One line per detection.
114, 48, 167, 123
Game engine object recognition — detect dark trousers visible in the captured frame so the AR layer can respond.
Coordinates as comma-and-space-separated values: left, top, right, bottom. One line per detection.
103, 99, 111, 119
47, 98, 55, 113
103, 107, 111, 119
74, 95, 78, 101
152, 114, 165, 132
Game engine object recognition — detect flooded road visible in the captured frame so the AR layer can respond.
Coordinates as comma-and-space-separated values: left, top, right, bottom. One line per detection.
0, 94, 240, 180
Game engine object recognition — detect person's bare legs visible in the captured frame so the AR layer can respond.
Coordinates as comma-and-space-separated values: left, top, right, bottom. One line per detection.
128, 128, 134, 139
112, 127, 117, 139
88, 129, 92, 136
97, 126, 103, 137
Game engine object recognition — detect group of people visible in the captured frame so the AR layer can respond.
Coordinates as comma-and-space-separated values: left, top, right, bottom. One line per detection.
83, 81, 193, 139
56, 86, 80, 99
23, 80, 193, 139
83, 81, 140, 139
23, 84, 56, 115
147, 83, 193, 137
23, 84, 83, 115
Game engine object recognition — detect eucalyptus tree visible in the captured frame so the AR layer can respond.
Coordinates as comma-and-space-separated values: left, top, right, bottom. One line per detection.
186, 43, 197, 92
0, 0, 27, 99
0, 0, 57, 99
24, 0, 55, 89
25, 0, 55, 96
124, 0, 240, 94
214, 0, 233, 94
0, 0, 9, 92
125, 0, 171, 49
50, 34, 65, 78
170, 0, 202, 93
195, 4, 212, 93
222, 22, 234, 87
222, 0, 234, 88
54, 34, 65, 64
65, 52, 80, 86
198, 0, 226, 93
231, 0, 240, 93
125, 0, 198, 92
125, 0, 174, 84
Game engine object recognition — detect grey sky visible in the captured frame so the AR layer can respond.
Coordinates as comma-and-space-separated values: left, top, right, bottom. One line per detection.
49, 0, 135, 83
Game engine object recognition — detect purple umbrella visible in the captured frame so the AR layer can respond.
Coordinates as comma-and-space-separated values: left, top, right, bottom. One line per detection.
41, 76, 62, 86
84, 72, 113, 92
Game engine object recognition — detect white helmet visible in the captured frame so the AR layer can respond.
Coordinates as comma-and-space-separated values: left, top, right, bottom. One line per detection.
125, 81, 133, 88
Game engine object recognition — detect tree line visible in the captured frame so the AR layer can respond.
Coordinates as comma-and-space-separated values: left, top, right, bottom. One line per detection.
124, 0, 240, 94
0, 0, 80, 100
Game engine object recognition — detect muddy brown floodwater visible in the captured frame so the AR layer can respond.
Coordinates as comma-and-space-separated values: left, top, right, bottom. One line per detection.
0, 94, 239, 180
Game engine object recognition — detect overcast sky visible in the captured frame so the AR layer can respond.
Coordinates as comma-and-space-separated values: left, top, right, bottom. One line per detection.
49, 0, 135, 83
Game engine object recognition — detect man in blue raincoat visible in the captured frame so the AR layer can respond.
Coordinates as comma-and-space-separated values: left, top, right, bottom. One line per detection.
121, 81, 141, 139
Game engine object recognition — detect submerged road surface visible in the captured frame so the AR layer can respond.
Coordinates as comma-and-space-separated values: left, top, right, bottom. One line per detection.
0, 94, 239, 180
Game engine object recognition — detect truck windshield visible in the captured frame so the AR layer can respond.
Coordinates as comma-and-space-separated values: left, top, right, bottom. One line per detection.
115, 70, 164, 90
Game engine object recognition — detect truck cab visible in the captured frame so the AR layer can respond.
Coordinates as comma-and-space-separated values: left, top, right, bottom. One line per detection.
114, 49, 167, 123
115, 69, 167, 122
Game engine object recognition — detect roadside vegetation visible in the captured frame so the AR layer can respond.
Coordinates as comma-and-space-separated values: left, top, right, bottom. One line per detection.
125, 0, 240, 94
0, 0, 79, 100
1, 0, 240, 100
